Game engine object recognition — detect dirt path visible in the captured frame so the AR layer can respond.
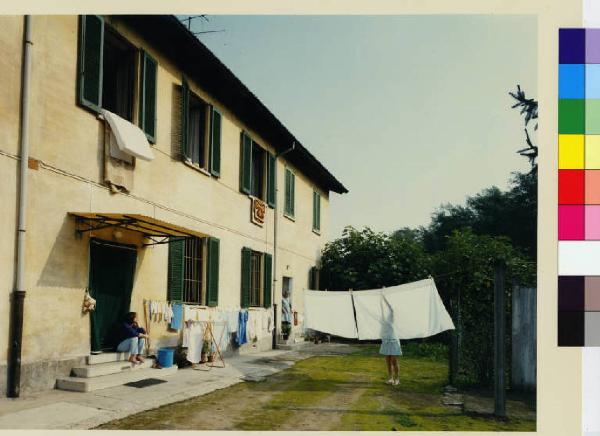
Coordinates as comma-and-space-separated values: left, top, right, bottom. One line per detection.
275, 376, 369, 431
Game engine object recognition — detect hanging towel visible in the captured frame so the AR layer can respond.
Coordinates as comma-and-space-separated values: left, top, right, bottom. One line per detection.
352, 278, 455, 340
227, 310, 238, 333
170, 303, 183, 330
236, 310, 248, 346
186, 322, 204, 364
303, 290, 359, 339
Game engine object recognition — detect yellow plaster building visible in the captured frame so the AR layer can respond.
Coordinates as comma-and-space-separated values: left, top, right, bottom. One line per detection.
0, 15, 347, 395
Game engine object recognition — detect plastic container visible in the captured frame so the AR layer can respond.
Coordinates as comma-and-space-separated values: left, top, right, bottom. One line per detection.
157, 348, 174, 368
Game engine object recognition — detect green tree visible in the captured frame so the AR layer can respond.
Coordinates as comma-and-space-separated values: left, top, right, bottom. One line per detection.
320, 226, 431, 291
432, 229, 534, 386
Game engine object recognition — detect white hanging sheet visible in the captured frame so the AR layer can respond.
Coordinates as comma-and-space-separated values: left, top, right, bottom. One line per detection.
353, 278, 455, 340
186, 322, 205, 364
101, 109, 155, 161
303, 290, 359, 339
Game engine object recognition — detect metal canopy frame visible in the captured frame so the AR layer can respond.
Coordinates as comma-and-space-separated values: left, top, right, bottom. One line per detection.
69, 212, 206, 246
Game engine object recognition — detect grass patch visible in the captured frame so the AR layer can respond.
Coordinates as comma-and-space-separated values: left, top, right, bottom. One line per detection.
98, 343, 535, 431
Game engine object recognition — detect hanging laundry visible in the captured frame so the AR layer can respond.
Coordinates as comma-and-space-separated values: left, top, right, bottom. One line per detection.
304, 291, 359, 339
197, 309, 210, 322
186, 322, 204, 364
236, 310, 248, 346
226, 310, 238, 333
184, 305, 194, 322
211, 321, 228, 353
247, 310, 260, 341
170, 303, 183, 330
352, 278, 455, 340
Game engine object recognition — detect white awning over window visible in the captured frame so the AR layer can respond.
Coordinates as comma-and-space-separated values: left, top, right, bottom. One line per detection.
101, 109, 155, 161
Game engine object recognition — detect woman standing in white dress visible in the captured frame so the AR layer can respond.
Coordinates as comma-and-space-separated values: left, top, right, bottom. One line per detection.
380, 295, 402, 385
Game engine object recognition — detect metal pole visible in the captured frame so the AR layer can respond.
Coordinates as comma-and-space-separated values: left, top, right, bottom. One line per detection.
9, 15, 32, 398
272, 142, 295, 350
494, 262, 506, 418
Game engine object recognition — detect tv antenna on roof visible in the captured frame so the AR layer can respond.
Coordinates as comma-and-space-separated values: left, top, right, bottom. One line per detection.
179, 15, 226, 36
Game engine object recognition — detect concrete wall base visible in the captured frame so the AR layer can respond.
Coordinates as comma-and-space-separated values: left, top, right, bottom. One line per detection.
1, 356, 86, 396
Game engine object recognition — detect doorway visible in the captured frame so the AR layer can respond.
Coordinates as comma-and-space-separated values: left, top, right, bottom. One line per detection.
89, 238, 137, 352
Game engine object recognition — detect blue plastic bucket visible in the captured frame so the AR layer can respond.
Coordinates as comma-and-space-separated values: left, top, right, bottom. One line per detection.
157, 348, 174, 368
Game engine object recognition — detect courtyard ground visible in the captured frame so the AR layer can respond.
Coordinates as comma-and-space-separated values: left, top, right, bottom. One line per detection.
98, 343, 536, 431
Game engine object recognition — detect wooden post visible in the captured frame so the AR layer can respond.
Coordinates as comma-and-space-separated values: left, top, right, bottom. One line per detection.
494, 262, 506, 418
449, 329, 458, 386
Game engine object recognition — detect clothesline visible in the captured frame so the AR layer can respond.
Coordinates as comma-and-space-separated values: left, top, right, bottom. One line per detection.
320, 265, 535, 292
304, 278, 455, 340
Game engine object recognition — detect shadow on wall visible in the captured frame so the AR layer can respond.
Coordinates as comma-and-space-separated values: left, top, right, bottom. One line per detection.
36, 214, 88, 289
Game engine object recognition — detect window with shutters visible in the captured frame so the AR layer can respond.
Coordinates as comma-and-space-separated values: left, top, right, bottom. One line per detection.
185, 92, 210, 169
102, 28, 136, 121
168, 236, 219, 306
239, 132, 275, 207
180, 81, 222, 177
284, 168, 296, 219
182, 237, 205, 305
240, 248, 272, 309
77, 16, 158, 140
249, 251, 263, 307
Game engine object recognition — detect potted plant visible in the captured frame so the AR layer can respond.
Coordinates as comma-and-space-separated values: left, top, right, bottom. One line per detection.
281, 322, 292, 340
201, 340, 210, 363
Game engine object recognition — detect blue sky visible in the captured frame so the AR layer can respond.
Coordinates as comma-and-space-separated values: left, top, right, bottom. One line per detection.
188, 15, 537, 240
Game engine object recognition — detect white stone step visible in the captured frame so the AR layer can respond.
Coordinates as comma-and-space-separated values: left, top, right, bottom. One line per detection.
72, 358, 155, 378
87, 352, 135, 365
56, 366, 177, 392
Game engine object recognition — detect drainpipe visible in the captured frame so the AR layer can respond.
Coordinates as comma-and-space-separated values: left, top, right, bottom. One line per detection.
272, 142, 295, 349
8, 15, 32, 398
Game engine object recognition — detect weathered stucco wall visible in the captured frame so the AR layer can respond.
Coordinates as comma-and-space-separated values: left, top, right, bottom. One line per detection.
0, 15, 335, 393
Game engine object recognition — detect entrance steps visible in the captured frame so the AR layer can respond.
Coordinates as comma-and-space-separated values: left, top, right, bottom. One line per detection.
56, 352, 177, 393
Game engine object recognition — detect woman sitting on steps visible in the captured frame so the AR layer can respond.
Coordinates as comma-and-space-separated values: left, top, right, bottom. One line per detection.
116, 312, 149, 364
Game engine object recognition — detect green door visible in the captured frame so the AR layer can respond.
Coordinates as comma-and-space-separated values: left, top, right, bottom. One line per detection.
89, 239, 137, 352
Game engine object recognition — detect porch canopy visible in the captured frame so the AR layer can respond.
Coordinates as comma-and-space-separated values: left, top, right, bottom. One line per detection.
69, 212, 208, 245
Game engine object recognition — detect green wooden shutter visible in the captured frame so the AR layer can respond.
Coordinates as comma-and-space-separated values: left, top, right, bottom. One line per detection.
77, 15, 104, 112
290, 172, 296, 216
309, 266, 317, 290
168, 238, 185, 303
181, 77, 190, 160
210, 107, 222, 177
240, 132, 252, 194
206, 237, 220, 307
139, 50, 158, 143
263, 253, 273, 308
240, 247, 252, 308
267, 153, 276, 208
308, 267, 320, 290
316, 193, 321, 231
284, 169, 292, 216
313, 191, 321, 232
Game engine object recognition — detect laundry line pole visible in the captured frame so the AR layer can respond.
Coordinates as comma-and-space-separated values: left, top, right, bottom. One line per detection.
494, 262, 506, 418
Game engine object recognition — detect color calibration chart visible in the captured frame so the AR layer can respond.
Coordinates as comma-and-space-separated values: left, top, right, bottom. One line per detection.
559, 28, 600, 346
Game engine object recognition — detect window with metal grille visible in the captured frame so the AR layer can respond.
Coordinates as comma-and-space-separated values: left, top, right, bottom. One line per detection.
249, 251, 263, 307
183, 237, 204, 304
